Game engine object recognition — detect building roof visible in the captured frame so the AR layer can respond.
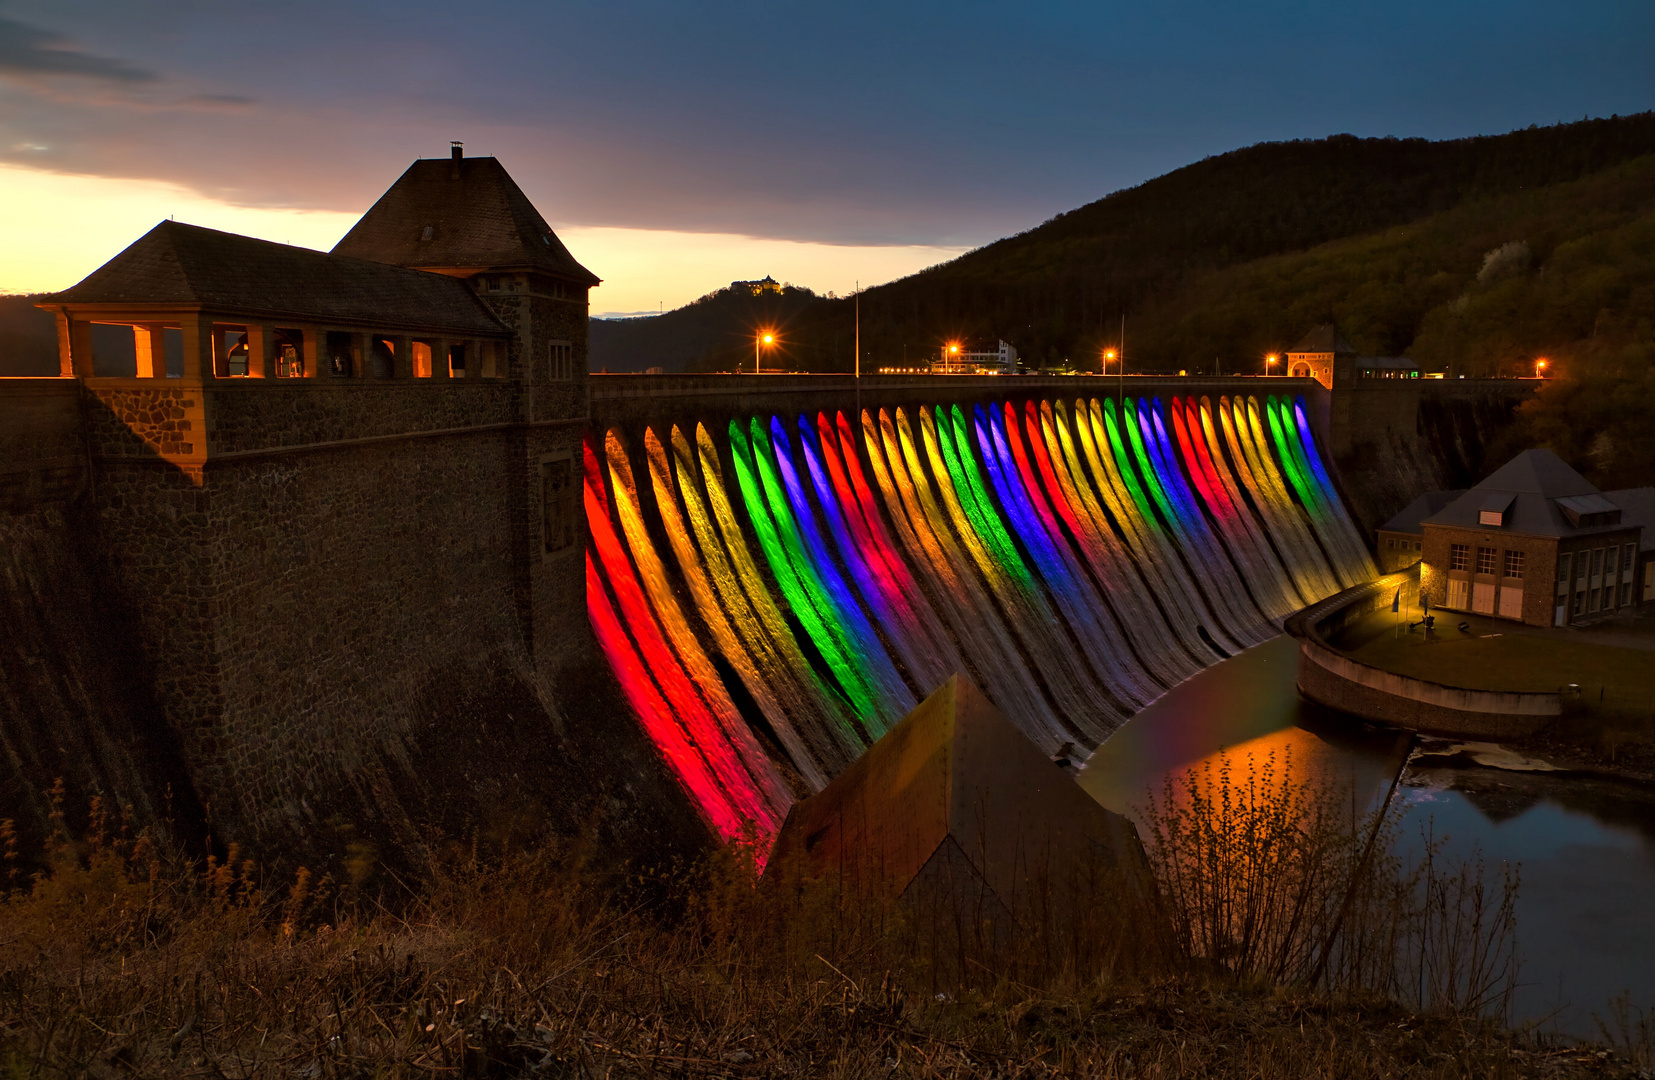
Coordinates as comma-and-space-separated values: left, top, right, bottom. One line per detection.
766, 674, 1139, 908
1604, 487, 1655, 551
1288, 323, 1356, 355
1422, 448, 1632, 539
1379, 490, 1465, 534
332, 154, 600, 284
43, 221, 510, 336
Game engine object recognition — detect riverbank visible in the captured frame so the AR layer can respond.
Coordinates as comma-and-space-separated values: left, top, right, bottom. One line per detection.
3, 829, 1651, 1078
1334, 607, 1655, 784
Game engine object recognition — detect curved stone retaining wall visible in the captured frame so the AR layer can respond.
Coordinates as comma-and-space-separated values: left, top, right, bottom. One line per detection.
1286, 566, 1560, 739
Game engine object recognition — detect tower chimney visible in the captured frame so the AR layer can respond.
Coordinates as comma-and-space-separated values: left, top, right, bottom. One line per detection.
449, 141, 463, 179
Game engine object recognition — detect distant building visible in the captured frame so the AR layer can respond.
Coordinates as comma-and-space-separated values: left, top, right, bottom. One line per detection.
1285, 324, 1420, 388
1418, 448, 1655, 626
731, 275, 783, 296
933, 339, 1018, 375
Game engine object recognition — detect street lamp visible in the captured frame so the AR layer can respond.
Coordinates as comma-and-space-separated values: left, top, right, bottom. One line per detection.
1265, 353, 1279, 376
755, 330, 775, 374
945, 341, 961, 374
1535, 357, 1549, 379
1102, 348, 1116, 374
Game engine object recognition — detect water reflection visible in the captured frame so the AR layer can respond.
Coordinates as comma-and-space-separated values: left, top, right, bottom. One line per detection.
1081, 633, 1655, 1038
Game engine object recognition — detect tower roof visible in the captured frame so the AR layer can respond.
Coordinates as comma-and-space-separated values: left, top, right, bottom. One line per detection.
332, 154, 600, 284
42, 221, 508, 336
1289, 323, 1356, 354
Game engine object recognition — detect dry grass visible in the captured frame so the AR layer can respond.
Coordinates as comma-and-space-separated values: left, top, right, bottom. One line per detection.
1, 769, 1648, 1079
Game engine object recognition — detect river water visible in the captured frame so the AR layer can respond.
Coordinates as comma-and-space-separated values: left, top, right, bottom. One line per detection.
1080, 634, 1655, 1038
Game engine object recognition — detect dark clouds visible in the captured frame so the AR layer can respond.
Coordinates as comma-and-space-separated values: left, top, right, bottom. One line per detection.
1, 0, 1650, 246
0, 13, 153, 82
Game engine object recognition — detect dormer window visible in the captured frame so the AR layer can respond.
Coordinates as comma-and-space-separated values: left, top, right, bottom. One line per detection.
1477, 492, 1515, 527
1557, 493, 1621, 528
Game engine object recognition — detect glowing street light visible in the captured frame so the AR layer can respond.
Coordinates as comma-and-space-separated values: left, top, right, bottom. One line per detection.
755, 330, 776, 374
1102, 347, 1117, 373
1535, 357, 1549, 378
944, 341, 961, 373
1265, 353, 1279, 376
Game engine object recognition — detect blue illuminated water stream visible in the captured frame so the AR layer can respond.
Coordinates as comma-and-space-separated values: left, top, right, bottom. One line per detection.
1081, 634, 1655, 1038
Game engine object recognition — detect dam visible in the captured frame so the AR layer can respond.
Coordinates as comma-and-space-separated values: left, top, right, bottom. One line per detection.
585, 374, 1376, 840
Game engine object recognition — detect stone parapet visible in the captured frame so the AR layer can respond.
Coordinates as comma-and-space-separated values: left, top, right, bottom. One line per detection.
590, 373, 1329, 442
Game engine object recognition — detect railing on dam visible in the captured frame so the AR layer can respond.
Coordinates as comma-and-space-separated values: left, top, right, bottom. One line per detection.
584, 381, 1379, 842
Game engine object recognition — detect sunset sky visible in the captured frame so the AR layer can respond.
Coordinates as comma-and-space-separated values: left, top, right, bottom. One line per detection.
2, 0, 1649, 316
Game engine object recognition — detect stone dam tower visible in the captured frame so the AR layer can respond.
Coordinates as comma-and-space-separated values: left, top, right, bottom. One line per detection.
5, 147, 702, 870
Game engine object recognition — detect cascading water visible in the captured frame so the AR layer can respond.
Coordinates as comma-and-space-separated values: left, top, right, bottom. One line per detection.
585, 393, 1375, 840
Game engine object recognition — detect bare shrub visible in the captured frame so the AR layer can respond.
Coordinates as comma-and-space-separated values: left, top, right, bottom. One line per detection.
1139, 748, 1518, 1014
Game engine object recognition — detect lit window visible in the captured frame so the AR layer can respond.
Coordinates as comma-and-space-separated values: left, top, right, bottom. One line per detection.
1476, 547, 1497, 575
1450, 544, 1470, 572
1503, 550, 1524, 579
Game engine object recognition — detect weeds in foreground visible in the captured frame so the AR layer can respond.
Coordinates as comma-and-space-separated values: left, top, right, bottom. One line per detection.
0, 760, 1639, 1078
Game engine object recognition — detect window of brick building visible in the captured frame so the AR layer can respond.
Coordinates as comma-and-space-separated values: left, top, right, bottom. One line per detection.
540, 457, 576, 556
1574, 590, 1585, 616
1450, 544, 1469, 571
1558, 553, 1571, 582
1591, 548, 1603, 577
1607, 546, 1619, 576
1623, 582, 1634, 606
1503, 550, 1524, 579
1625, 544, 1638, 577
1476, 547, 1497, 575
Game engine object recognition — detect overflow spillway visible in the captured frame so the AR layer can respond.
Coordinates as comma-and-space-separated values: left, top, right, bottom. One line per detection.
584, 387, 1375, 842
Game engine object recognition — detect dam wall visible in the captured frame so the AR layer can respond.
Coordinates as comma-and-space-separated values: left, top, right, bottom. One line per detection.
0, 377, 701, 876
1, 367, 1535, 868
583, 379, 1376, 840
0, 379, 204, 859
1328, 379, 1536, 537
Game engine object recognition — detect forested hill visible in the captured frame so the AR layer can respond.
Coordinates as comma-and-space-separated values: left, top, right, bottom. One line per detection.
589, 284, 829, 372
616, 113, 1655, 376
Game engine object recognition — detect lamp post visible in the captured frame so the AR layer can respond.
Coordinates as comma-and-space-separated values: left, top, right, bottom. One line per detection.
1265, 353, 1279, 376
944, 341, 961, 374
1535, 357, 1549, 379
755, 331, 774, 375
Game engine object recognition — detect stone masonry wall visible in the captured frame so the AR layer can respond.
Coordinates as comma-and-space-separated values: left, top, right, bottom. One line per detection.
61, 379, 695, 877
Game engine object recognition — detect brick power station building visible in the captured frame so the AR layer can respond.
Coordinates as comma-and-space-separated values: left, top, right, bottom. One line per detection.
1382, 449, 1655, 627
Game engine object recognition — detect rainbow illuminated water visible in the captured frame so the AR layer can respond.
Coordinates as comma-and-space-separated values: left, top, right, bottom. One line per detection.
583, 393, 1375, 841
